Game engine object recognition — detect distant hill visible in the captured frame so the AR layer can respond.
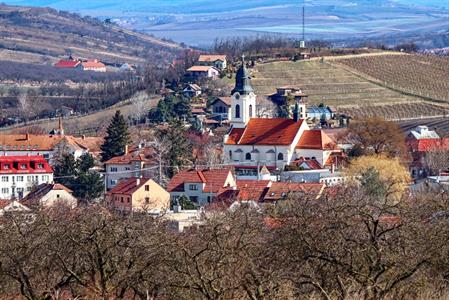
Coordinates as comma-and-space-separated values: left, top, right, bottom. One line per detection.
0, 4, 183, 65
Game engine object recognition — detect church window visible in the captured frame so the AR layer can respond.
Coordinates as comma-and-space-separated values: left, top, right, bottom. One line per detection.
235, 105, 241, 118
229, 151, 232, 159
278, 153, 284, 161
245, 153, 252, 160
249, 105, 253, 118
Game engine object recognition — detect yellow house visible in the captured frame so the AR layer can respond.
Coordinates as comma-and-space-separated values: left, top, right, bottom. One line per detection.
107, 178, 169, 214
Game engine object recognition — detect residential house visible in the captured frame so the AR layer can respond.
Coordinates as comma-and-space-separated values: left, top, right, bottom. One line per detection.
183, 84, 202, 98
21, 183, 77, 209
119, 63, 135, 72
0, 200, 31, 216
104, 146, 156, 190
208, 97, 232, 120
406, 125, 449, 178
54, 59, 82, 69
223, 60, 340, 177
0, 156, 53, 200
167, 168, 237, 207
56, 106, 74, 118
264, 182, 324, 202
0, 133, 63, 161
198, 55, 227, 70
187, 66, 220, 79
268, 86, 308, 119
107, 177, 169, 214
82, 60, 107, 72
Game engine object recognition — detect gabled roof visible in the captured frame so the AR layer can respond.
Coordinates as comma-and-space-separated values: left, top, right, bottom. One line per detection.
82, 60, 106, 69
210, 97, 232, 106
185, 84, 201, 91
409, 126, 440, 140
0, 156, 53, 174
198, 55, 227, 62
63, 136, 103, 153
293, 158, 323, 170
264, 182, 324, 202
21, 183, 73, 206
54, 60, 80, 68
167, 169, 233, 193
407, 138, 449, 152
187, 66, 219, 72
236, 180, 271, 202
226, 118, 304, 146
296, 130, 336, 150
105, 147, 156, 165
107, 178, 152, 196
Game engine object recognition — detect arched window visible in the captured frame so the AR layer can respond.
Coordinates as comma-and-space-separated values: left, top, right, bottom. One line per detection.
235, 104, 241, 118
229, 150, 233, 159
249, 104, 253, 118
245, 153, 252, 160
278, 153, 284, 161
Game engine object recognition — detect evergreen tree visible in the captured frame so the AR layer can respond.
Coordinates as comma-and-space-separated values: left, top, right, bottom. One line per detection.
100, 110, 130, 162
54, 153, 77, 187
77, 153, 95, 173
75, 171, 104, 201
161, 119, 192, 178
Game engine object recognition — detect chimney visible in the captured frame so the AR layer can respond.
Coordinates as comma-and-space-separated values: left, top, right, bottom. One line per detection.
136, 178, 140, 186
124, 145, 129, 154
81, 135, 86, 140
293, 102, 300, 122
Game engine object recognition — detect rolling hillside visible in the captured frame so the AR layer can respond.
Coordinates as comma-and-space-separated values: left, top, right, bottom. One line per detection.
0, 4, 183, 65
242, 53, 449, 120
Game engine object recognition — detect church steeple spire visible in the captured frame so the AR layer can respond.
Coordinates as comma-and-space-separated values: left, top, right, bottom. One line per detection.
231, 55, 253, 96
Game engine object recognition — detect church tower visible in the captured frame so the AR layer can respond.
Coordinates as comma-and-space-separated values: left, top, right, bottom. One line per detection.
230, 56, 256, 128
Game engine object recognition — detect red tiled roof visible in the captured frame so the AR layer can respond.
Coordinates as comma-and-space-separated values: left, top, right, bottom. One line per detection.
108, 178, 150, 196
211, 97, 232, 106
293, 158, 323, 170
407, 138, 449, 152
0, 199, 9, 209
0, 134, 63, 151
105, 147, 155, 165
53, 183, 73, 193
264, 182, 324, 202
0, 156, 53, 174
54, 60, 80, 68
187, 66, 218, 72
235, 180, 271, 202
296, 130, 336, 150
226, 118, 304, 146
167, 169, 233, 193
198, 55, 227, 62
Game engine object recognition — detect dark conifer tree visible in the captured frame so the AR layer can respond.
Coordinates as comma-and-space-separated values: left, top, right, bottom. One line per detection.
100, 110, 130, 162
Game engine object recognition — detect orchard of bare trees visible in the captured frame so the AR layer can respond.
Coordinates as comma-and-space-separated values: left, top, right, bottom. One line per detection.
1, 182, 449, 299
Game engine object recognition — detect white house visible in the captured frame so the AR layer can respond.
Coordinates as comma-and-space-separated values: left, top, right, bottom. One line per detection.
198, 55, 227, 70
187, 66, 220, 79
183, 83, 202, 98
208, 97, 232, 120
104, 145, 156, 190
167, 168, 237, 207
21, 183, 78, 209
0, 156, 53, 200
223, 58, 339, 176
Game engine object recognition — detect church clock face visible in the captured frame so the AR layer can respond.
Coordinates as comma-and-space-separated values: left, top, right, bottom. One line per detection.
233, 92, 240, 100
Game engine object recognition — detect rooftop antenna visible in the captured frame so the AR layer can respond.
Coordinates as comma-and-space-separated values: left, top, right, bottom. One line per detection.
299, 0, 306, 48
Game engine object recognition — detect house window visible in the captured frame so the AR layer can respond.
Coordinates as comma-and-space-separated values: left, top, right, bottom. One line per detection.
245, 153, 251, 160
37, 163, 44, 169
42, 175, 50, 182
56, 194, 60, 198
110, 180, 117, 186
235, 104, 241, 118
27, 187, 32, 192
189, 184, 198, 191
145, 185, 150, 191
207, 196, 211, 203
16, 176, 24, 182
249, 104, 253, 118
1, 188, 9, 194
20, 164, 27, 170
278, 153, 284, 161
27, 176, 32, 182
110, 167, 118, 172
145, 197, 150, 204
125, 167, 131, 171
1, 176, 8, 182
229, 151, 232, 159
121, 197, 124, 203
189, 196, 199, 203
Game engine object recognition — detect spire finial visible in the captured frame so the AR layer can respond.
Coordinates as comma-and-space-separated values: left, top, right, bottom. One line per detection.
241, 53, 245, 63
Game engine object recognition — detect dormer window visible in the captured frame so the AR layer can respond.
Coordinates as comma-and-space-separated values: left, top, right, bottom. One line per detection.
20, 164, 27, 170
3, 164, 9, 170
37, 163, 44, 169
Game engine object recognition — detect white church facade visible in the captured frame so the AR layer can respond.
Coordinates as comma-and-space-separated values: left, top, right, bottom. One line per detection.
223, 58, 339, 175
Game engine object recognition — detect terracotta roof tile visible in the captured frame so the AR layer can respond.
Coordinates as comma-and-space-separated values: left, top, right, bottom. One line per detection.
296, 130, 336, 150
108, 178, 151, 196
198, 55, 227, 62
187, 66, 218, 72
54, 60, 80, 68
167, 169, 233, 193
226, 118, 304, 146
105, 147, 156, 165
0, 134, 63, 151
82, 60, 106, 69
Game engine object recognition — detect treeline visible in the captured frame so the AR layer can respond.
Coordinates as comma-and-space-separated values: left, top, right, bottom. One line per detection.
212, 35, 332, 59
1, 185, 449, 299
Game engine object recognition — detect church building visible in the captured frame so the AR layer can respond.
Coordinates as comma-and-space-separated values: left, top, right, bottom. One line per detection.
223, 58, 339, 176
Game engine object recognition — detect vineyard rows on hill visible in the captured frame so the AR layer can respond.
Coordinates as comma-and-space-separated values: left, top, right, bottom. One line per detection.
336, 54, 449, 102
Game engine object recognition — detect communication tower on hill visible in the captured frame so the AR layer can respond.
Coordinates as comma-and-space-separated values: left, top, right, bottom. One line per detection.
299, 0, 306, 48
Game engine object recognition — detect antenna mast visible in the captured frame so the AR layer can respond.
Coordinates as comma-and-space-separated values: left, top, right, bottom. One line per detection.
300, 0, 306, 48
